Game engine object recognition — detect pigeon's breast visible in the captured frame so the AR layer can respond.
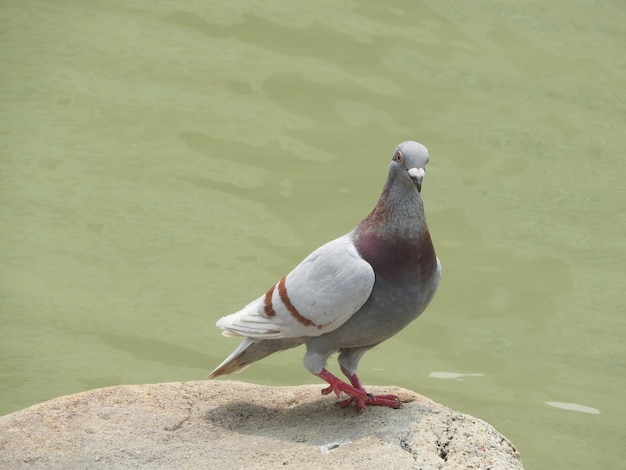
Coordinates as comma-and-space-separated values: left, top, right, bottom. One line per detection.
354, 230, 438, 284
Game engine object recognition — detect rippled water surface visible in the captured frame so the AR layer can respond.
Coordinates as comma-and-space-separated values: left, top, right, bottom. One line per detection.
2, 2, 625, 469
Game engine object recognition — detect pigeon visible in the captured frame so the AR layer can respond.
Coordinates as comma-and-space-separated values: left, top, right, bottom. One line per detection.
208, 141, 441, 412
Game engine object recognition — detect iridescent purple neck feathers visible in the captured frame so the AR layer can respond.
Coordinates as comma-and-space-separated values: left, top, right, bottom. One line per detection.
353, 164, 436, 283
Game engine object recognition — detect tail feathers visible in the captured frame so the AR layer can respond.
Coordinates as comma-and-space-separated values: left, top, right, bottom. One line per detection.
208, 337, 255, 378
208, 337, 303, 379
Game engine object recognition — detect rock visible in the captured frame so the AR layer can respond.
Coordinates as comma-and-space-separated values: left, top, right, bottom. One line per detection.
0, 380, 523, 469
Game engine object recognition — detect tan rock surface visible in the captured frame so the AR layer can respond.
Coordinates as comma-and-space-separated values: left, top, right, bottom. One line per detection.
0, 380, 523, 469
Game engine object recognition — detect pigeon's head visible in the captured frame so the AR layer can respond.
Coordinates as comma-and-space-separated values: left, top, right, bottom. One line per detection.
390, 141, 430, 192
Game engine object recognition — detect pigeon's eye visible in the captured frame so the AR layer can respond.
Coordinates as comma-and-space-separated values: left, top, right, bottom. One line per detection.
394, 151, 403, 164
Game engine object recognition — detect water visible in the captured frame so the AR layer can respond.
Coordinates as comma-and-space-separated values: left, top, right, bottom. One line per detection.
2, 1, 625, 468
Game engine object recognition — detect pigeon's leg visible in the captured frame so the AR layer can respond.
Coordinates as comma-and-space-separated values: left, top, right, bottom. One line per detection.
339, 365, 399, 400
304, 347, 400, 411
336, 347, 401, 408
317, 369, 400, 412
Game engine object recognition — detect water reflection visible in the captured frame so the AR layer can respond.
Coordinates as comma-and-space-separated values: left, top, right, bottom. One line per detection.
429, 372, 484, 380
544, 402, 600, 415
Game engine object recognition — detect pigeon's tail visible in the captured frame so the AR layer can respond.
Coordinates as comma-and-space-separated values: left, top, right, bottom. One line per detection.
207, 337, 303, 379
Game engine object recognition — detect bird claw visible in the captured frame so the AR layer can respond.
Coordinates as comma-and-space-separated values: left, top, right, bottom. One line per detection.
335, 393, 401, 413
370, 393, 400, 401
317, 369, 402, 412
364, 394, 401, 409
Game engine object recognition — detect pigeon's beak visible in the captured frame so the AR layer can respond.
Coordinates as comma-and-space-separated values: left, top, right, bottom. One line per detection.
407, 168, 425, 192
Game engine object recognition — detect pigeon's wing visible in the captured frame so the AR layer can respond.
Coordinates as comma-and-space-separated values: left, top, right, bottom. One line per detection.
216, 234, 375, 339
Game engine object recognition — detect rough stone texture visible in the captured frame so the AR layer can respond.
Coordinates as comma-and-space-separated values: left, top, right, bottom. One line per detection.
0, 380, 523, 469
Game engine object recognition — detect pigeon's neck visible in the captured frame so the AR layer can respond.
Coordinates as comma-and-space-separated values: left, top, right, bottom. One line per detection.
353, 177, 436, 282
358, 176, 428, 240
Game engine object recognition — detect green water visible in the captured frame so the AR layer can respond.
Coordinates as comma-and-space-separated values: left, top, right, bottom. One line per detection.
2, 1, 625, 468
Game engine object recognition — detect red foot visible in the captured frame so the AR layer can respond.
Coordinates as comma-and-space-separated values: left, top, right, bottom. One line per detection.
340, 366, 400, 403
317, 369, 401, 413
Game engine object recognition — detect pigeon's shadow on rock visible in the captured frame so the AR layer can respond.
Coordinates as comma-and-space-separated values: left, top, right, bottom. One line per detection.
204, 395, 427, 447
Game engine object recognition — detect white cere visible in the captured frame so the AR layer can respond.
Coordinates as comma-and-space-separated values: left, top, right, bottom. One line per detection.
408, 168, 425, 178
